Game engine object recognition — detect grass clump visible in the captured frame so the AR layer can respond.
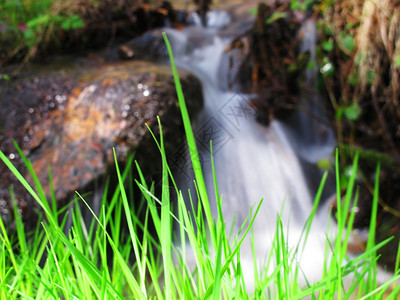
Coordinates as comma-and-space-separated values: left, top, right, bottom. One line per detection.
0, 0, 143, 68
0, 33, 399, 299
0, 0, 87, 66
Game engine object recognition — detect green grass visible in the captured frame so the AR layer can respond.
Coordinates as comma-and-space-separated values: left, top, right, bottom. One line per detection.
0, 0, 85, 66
0, 33, 400, 299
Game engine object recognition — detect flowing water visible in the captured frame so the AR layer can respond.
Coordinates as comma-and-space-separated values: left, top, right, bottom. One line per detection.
162, 11, 337, 289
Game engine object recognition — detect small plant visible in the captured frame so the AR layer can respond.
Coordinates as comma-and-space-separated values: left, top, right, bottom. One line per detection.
0, 0, 85, 66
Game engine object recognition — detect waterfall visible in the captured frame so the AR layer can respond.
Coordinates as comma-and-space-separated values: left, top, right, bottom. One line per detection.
164, 12, 335, 290
282, 17, 336, 164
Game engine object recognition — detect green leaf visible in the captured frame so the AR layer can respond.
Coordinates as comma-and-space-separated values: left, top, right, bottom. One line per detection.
288, 63, 297, 72
290, 0, 300, 10
266, 12, 287, 24
345, 22, 355, 30
341, 34, 355, 53
27, 14, 50, 28
317, 159, 331, 171
307, 61, 316, 70
61, 15, 84, 30
0, 74, 10, 81
367, 69, 376, 85
248, 7, 257, 15
344, 103, 361, 121
322, 40, 334, 52
394, 54, 400, 67
340, 166, 351, 190
300, 0, 314, 12
336, 106, 344, 120
348, 71, 358, 87
23, 28, 34, 40
324, 25, 333, 36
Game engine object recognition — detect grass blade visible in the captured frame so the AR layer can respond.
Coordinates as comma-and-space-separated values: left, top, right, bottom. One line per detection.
162, 32, 215, 248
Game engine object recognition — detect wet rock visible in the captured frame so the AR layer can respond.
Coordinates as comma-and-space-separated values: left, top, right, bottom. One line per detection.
117, 30, 169, 61
0, 60, 203, 229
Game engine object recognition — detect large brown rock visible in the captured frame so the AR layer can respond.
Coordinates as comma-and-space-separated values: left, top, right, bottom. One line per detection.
0, 59, 202, 229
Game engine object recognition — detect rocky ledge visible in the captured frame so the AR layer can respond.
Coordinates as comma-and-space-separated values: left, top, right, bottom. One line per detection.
0, 59, 202, 229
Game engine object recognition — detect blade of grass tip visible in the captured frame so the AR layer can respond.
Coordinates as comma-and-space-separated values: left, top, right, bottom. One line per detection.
366, 162, 380, 291
8, 255, 31, 298
179, 192, 213, 292
176, 190, 187, 263
10, 186, 27, 256
334, 147, 342, 234
0, 195, 20, 276
393, 240, 400, 291
342, 152, 359, 221
210, 141, 221, 220
74, 191, 131, 293
32, 218, 48, 265
43, 227, 70, 300
146, 259, 164, 300
0, 255, 14, 296
342, 236, 393, 272
48, 165, 58, 224
209, 140, 225, 298
333, 148, 348, 299
162, 32, 215, 247
69, 228, 101, 300
341, 187, 359, 261
387, 279, 400, 299
367, 163, 381, 248
212, 225, 223, 300
71, 196, 88, 246
203, 199, 264, 299
179, 192, 204, 259
107, 236, 145, 299
112, 148, 146, 296
0, 150, 57, 228
339, 153, 359, 264
251, 227, 259, 289
13, 141, 53, 217
275, 215, 284, 299
135, 161, 161, 241
359, 273, 400, 300
234, 249, 244, 299
142, 89, 185, 199
34, 260, 59, 299
64, 193, 125, 296
293, 172, 328, 286
95, 205, 110, 285
56, 225, 125, 299
140, 207, 150, 291
344, 265, 370, 299
101, 271, 108, 300
298, 172, 328, 252
101, 154, 134, 239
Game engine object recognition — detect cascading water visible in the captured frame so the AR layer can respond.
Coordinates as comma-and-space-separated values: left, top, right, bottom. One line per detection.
163, 10, 336, 290
281, 17, 336, 165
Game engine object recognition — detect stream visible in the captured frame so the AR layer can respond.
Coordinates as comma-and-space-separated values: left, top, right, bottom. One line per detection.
159, 10, 337, 288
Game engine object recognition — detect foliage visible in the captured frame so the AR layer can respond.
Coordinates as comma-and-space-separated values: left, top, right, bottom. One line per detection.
0, 0, 87, 66
308, 0, 400, 271
0, 0, 146, 68
314, 0, 400, 158
290, 0, 314, 12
